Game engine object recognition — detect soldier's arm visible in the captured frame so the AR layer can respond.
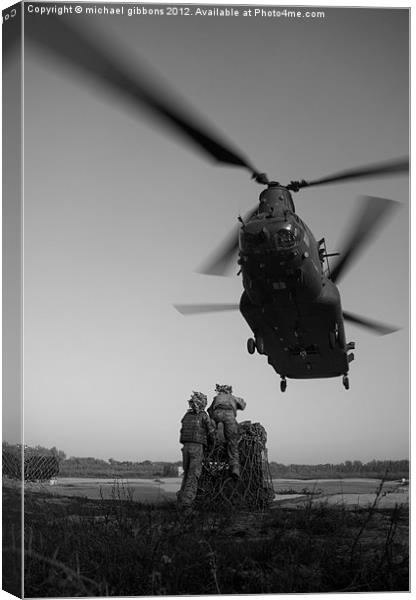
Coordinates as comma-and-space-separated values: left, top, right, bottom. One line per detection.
207, 401, 215, 419
203, 413, 216, 445
234, 396, 246, 411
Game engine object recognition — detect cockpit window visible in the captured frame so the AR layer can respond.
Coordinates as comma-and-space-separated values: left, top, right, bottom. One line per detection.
275, 226, 298, 249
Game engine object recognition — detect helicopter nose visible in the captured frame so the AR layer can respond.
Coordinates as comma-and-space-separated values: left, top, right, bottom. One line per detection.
242, 220, 301, 254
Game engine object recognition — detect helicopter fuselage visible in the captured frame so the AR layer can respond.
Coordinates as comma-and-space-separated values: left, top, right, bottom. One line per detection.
238, 186, 354, 385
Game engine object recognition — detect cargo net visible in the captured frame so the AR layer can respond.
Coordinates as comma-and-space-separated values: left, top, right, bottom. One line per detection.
196, 421, 274, 512
3, 449, 59, 481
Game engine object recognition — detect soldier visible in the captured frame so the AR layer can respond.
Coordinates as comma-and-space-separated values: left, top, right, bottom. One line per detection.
177, 391, 215, 512
208, 384, 246, 479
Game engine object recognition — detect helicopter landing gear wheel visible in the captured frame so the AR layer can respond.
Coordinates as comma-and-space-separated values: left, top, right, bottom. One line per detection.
280, 377, 287, 393
256, 337, 265, 354
342, 375, 349, 390
247, 338, 256, 355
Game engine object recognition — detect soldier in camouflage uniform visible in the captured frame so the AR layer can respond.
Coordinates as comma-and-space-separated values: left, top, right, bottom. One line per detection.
177, 391, 215, 512
208, 384, 246, 479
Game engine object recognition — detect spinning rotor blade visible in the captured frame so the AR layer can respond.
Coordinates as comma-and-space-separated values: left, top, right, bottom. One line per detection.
27, 16, 259, 174
330, 195, 399, 284
343, 311, 399, 336
294, 158, 409, 190
196, 226, 240, 276
197, 206, 258, 276
174, 303, 239, 315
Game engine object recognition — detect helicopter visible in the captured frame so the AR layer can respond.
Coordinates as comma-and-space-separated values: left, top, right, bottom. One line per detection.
175, 183, 402, 391
24, 15, 408, 391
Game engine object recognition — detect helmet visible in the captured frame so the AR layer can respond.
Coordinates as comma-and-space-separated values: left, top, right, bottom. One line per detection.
215, 384, 232, 394
189, 391, 207, 410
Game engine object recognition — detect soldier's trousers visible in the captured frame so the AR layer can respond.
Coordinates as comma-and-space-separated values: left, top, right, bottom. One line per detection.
212, 409, 240, 475
177, 442, 204, 509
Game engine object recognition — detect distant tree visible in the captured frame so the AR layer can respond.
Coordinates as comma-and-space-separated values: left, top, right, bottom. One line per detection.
162, 464, 178, 477
49, 446, 66, 461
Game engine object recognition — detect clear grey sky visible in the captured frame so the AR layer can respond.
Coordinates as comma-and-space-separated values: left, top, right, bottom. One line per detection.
15, 3, 409, 463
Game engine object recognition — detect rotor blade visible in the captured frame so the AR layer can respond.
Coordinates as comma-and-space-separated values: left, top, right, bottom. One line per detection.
196, 226, 240, 276
26, 16, 258, 174
174, 303, 239, 315
343, 311, 400, 335
330, 196, 399, 284
197, 206, 258, 276
300, 158, 409, 189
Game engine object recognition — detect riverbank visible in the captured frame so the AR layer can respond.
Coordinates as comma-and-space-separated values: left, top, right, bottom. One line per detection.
5, 476, 409, 509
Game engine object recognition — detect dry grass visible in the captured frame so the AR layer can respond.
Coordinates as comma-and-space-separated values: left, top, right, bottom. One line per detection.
2, 482, 409, 597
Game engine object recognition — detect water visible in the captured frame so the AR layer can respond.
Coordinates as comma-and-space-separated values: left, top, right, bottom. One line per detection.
22, 476, 407, 507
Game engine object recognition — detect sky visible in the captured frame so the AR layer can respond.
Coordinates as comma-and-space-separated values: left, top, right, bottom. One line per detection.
4, 2, 409, 464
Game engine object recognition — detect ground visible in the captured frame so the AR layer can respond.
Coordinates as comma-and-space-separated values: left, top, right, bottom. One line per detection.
2, 480, 409, 596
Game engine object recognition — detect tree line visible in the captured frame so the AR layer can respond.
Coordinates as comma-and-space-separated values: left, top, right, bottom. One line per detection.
268, 460, 409, 480
3, 443, 409, 479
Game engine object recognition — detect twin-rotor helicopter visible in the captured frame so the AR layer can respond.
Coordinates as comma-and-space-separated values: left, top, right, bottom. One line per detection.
25, 15, 408, 391
176, 173, 404, 391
